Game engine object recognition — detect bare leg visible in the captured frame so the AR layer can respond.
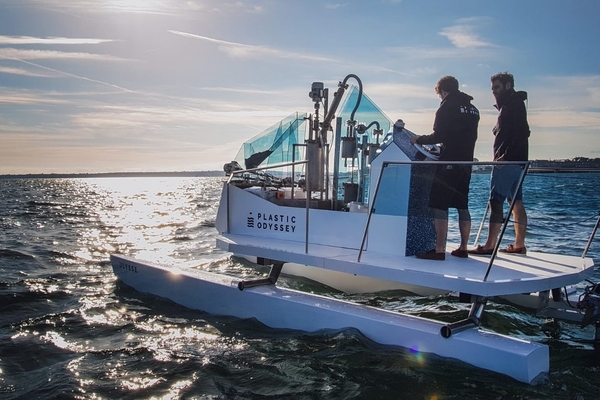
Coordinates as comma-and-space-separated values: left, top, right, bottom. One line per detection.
458, 219, 471, 250
434, 217, 448, 253
481, 200, 503, 250
483, 222, 502, 250
511, 200, 527, 248
457, 208, 471, 250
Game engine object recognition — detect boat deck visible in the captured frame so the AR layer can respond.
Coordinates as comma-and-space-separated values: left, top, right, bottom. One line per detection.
217, 233, 595, 297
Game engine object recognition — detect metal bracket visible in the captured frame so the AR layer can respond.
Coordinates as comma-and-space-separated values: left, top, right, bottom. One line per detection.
237, 262, 284, 291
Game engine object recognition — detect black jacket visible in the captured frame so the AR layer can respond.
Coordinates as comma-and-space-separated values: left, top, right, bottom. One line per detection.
492, 89, 530, 161
416, 90, 479, 161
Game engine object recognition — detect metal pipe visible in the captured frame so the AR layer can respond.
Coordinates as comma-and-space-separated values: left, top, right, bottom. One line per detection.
358, 161, 388, 262
332, 116, 342, 202
238, 278, 272, 291
483, 162, 530, 282
440, 317, 478, 338
305, 156, 310, 254
441, 297, 487, 338
473, 202, 490, 246
230, 160, 308, 176
582, 211, 600, 259
319, 74, 362, 140
237, 263, 283, 291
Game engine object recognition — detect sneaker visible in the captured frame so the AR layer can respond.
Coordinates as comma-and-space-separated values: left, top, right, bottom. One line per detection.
416, 250, 445, 261
451, 249, 468, 258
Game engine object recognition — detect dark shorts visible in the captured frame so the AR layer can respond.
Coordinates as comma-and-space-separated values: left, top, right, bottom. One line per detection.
490, 165, 524, 203
429, 165, 472, 210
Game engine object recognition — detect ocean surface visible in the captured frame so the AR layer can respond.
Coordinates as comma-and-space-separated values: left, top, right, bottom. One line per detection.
1, 173, 599, 399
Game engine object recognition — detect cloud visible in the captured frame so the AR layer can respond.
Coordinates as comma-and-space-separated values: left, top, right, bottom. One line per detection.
532, 75, 600, 109
386, 46, 466, 59
16, 0, 266, 17
440, 18, 494, 49
0, 36, 114, 45
0, 90, 70, 105
0, 48, 126, 61
0, 66, 58, 77
168, 30, 336, 62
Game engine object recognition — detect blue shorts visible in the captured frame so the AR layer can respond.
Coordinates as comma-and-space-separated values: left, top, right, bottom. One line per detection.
490, 165, 524, 203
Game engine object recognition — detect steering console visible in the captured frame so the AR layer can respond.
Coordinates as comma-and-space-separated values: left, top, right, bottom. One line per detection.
413, 142, 440, 160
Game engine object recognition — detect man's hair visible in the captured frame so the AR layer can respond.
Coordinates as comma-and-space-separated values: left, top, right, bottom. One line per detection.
491, 72, 515, 87
435, 75, 459, 95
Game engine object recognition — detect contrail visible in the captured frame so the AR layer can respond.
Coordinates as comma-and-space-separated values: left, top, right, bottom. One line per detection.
11, 58, 134, 93
168, 30, 336, 62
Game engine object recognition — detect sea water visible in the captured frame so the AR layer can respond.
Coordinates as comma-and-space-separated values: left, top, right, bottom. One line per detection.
1, 174, 599, 399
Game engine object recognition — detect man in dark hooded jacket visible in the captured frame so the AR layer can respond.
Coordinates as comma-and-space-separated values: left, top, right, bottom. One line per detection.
469, 72, 530, 256
410, 75, 479, 260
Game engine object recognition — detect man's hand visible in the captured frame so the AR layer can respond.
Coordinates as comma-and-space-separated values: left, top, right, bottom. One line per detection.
410, 135, 419, 145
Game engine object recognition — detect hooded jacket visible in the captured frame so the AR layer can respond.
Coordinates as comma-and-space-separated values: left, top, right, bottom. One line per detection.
492, 89, 530, 161
416, 90, 479, 161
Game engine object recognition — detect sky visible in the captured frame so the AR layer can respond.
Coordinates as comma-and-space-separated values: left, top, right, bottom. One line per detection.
1, 0, 599, 174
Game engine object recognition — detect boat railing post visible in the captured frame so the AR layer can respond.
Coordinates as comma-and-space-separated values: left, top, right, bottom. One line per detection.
226, 170, 237, 234
582, 211, 600, 259
292, 144, 296, 200
473, 202, 490, 247
358, 161, 389, 262
483, 161, 529, 281
305, 156, 310, 254
325, 142, 330, 201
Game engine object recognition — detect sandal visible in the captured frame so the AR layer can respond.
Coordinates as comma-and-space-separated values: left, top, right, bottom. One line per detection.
467, 245, 494, 255
416, 249, 445, 261
499, 244, 527, 254
451, 249, 468, 258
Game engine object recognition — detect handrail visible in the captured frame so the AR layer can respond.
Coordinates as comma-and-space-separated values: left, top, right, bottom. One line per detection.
357, 157, 387, 262
225, 160, 308, 237
473, 203, 490, 246
582, 211, 600, 259
357, 159, 530, 281
227, 160, 309, 183
482, 162, 529, 281
227, 158, 531, 277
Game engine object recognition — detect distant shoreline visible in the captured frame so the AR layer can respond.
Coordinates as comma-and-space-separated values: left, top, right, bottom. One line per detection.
528, 168, 600, 173
2, 168, 600, 180
0, 171, 225, 180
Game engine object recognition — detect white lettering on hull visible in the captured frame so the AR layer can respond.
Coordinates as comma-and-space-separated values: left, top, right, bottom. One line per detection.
247, 212, 297, 233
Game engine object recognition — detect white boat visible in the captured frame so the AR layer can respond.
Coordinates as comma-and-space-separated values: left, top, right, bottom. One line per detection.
111, 74, 599, 384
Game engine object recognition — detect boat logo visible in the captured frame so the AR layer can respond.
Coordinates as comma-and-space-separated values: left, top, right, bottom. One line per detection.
247, 212, 297, 233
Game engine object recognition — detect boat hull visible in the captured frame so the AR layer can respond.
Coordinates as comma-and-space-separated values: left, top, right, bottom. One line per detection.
238, 254, 449, 295
111, 253, 548, 384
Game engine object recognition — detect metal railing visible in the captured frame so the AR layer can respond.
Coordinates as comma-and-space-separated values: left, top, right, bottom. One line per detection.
226, 160, 311, 253
358, 160, 529, 282
222, 159, 600, 282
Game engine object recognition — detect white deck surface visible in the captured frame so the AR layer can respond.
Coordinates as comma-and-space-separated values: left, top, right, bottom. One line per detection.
217, 233, 595, 297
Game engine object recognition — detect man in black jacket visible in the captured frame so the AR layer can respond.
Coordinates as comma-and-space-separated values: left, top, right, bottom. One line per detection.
410, 76, 479, 260
469, 72, 530, 255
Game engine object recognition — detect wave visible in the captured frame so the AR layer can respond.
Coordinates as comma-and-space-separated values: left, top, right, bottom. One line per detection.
0, 248, 35, 259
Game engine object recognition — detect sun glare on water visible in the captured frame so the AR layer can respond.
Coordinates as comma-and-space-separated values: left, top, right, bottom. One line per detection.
71, 177, 209, 265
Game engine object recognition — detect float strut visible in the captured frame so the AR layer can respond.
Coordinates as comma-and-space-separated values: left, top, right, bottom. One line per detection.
238, 263, 284, 291
441, 296, 488, 338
